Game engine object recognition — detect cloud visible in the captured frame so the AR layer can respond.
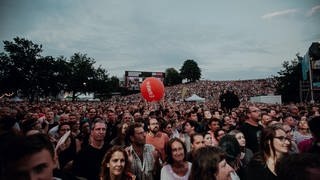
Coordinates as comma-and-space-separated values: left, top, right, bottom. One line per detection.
262, 9, 299, 19
307, 5, 320, 17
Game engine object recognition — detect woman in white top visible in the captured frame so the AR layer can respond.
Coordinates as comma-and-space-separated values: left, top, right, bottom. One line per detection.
293, 119, 312, 144
161, 138, 192, 180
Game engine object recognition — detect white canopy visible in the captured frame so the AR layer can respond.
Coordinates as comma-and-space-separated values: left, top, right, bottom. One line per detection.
185, 94, 205, 102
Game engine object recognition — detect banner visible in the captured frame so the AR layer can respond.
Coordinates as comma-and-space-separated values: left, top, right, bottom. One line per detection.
181, 87, 188, 99
302, 52, 310, 81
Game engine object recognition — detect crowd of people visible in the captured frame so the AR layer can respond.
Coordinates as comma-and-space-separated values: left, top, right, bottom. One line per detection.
1, 79, 320, 180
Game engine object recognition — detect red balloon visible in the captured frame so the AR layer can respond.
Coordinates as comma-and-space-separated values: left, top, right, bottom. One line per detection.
140, 77, 165, 102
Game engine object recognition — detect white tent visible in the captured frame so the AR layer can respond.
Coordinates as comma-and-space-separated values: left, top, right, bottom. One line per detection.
185, 94, 205, 102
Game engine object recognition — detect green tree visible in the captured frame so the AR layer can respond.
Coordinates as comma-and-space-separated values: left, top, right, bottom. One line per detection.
66, 53, 96, 101
0, 37, 115, 102
180, 59, 201, 82
0, 52, 13, 95
34, 55, 59, 98
164, 68, 182, 86
52, 56, 72, 95
109, 76, 120, 91
0, 37, 44, 101
90, 66, 114, 100
275, 56, 301, 103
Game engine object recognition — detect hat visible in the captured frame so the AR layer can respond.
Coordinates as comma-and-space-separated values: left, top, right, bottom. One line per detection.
80, 118, 89, 128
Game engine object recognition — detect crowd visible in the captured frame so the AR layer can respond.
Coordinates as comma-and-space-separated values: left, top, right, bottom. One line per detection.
1, 79, 320, 180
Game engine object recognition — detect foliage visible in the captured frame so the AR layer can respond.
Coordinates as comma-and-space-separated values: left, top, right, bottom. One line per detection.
91, 67, 115, 100
0, 37, 117, 102
164, 68, 182, 86
180, 59, 201, 82
66, 53, 96, 101
275, 56, 302, 103
0, 37, 43, 101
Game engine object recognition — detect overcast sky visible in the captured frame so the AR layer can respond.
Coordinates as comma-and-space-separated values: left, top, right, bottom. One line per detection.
1, 0, 319, 80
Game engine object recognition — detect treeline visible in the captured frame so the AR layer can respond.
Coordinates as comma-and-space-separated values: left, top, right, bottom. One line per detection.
0, 37, 120, 102
0, 37, 204, 102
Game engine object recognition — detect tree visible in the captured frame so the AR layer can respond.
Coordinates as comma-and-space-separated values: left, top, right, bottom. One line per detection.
109, 76, 120, 91
164, 68, 182, 86
52, 56, 72, 96
275, 55, 302, 103
90, 66, 114, 100
180, 59, 201, 82
66, 53, 96, 101
0, 37, 44, 101
34, 56, 58, 98
0, 52, 13, 95
0, 37, 115, 102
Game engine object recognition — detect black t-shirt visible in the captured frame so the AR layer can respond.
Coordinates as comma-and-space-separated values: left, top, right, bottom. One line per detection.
58, 137, 77, 169
240, 122, 263, 153
245, 158, 278, 180
73, 143, 110, 180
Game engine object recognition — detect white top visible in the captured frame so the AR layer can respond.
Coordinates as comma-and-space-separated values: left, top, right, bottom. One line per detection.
231, 171, 240, 180
293, 130, 312, 144
160, 162, 192, 180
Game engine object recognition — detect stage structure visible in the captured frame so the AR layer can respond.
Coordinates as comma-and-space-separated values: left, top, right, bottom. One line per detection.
300, 42, 320, 103
124, 71, 165, 91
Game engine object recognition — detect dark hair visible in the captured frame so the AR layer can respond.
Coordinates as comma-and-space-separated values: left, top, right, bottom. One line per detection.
190, 133, 203, 144
125, 122, 144, 143
208, 117, 220, 125
214, 128, 225, 139
1, 134, 55, 178
189, 146, 226, 180
184, 120, 198, 128
218, 135, 241, 169
112, 122, 130, 147
80, 119, 89, 128
183, 120, 199, 133
260, 124, 286, 162
160, 121, 172, 131
165, 138, 187, 164
276, 153, 320, 180
117, 122, 129, 137
100, 146, 131, 180
308, 116, 320, 139
58, 122, 71, 132
21, 117, 38, 134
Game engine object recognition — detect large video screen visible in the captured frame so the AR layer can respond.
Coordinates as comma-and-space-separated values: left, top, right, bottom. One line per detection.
125, 71, 165, 91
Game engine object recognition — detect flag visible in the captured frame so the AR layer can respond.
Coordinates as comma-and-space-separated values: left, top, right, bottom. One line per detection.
181, 87, 188, 99
302, 52, 310, 81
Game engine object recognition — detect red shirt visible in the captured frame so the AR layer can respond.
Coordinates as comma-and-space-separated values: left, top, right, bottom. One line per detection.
146, 132, 169, 161
298, 138, 313, 153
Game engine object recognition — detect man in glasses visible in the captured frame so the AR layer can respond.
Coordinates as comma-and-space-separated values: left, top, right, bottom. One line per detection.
240, 106, 263, 153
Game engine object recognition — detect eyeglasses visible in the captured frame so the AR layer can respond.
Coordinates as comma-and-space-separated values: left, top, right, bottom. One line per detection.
274, 136, 291, 142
